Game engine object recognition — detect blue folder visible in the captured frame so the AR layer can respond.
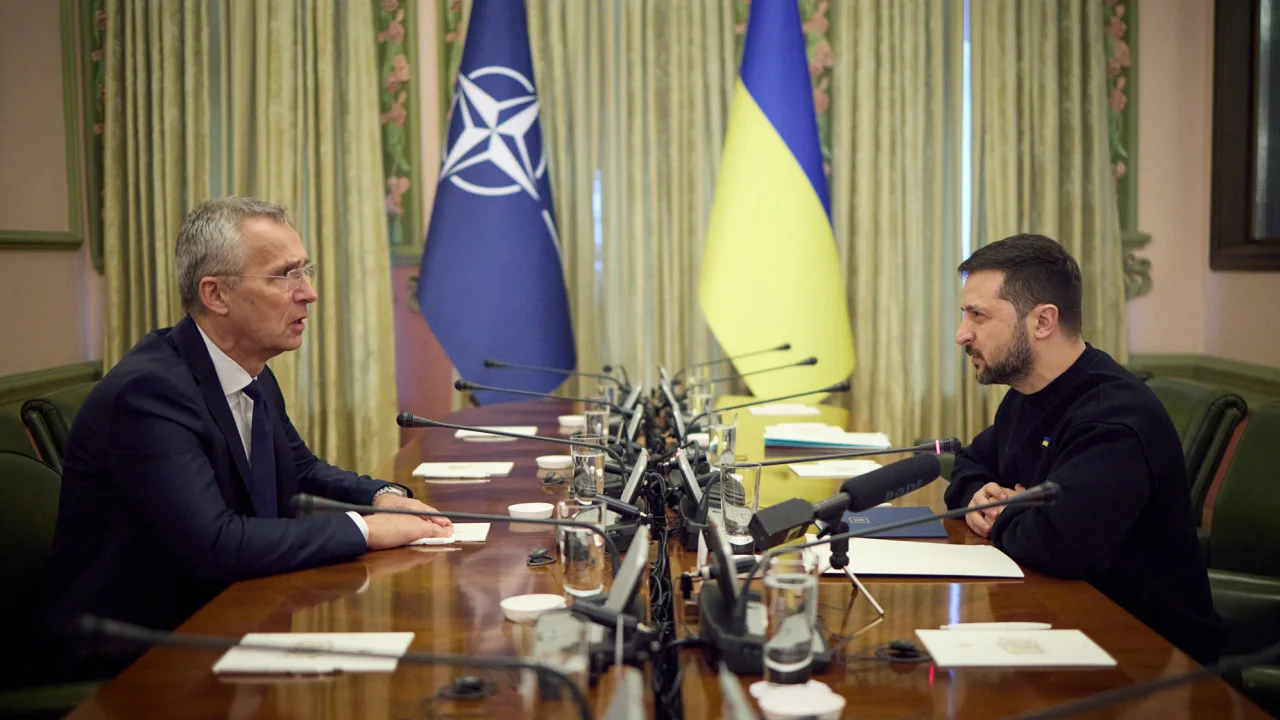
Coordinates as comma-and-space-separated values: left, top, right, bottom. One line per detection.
839, 506, 948, 539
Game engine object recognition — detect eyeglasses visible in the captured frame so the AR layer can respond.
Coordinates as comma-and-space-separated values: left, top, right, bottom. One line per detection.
220, 263, 317, 292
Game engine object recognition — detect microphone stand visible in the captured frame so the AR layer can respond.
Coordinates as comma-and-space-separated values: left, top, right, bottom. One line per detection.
825, 520, 885, 617
74, 615, 593, 720
672, 342, 791, 386
730, 484, 1060, 634
754, 438, 962, 468
455, 380, 635, 419
397, 413, 628, 466
292, 494, 624, 574
483, 358, 627, 391
685, 380, 850, 431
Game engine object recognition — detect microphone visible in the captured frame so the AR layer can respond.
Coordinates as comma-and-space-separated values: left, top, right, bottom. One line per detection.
601, 363, 631, 389
454, 379, 636, 418
730, 482, 1062, 635
707, 356, 818, 385
291, 493, 624, 572
396, 412, 627, 466
749, 454, 943, 550
673, 342, 792, 384
1007, 638, 1280, 719
686, 379, 851, 430
73, 615, 592, 720
754, 437, 963, 468
483, 358, 626, 389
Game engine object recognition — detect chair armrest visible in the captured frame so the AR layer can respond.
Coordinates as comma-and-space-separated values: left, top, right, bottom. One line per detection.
1210, 569, 1280, 655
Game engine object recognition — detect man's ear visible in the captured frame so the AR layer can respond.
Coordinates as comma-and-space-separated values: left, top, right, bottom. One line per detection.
1030, 304, 1059, 340
199, 276, 232, 316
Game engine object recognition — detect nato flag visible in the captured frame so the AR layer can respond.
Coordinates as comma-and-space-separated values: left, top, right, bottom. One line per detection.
417, 0, 576, 404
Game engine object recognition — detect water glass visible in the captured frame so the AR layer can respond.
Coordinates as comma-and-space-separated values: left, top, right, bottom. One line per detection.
557, 498, 606, 599
520, 611, 591, 700
707, 412, 737, 469
584, 401, 611, 439
685, 385, 713, 420
719, 461, 761, 550
570, 433, 606, 501
762, 555, 818, 685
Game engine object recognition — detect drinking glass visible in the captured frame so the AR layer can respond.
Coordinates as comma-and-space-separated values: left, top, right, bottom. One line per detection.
762, 554, 817, 685
706, 412, 737, 469
584, 401, 611, 439
570, 433, 605, 501
719, 461, 761, 550
557, 498, 606, 599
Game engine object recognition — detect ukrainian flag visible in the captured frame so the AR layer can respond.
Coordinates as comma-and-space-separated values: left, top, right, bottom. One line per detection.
699, 0, 854, 399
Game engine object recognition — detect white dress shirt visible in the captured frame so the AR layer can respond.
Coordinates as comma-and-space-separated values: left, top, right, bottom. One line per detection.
196, 324, 369, 542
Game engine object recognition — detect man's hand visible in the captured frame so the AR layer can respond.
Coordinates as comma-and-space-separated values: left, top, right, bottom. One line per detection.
364, 513, 452, 550
965, 482, 1019, 538
372, 492, 453, 527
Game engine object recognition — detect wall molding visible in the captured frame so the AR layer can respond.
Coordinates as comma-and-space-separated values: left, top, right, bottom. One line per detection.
0, 361, 101, 405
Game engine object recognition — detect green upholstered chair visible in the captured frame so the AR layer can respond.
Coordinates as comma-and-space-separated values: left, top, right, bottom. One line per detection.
1145, 378, 1248, 522
1205, 402, 1280, 717
20, 382, 97, 474
0, 400, 38, 459
0, 451, 100, 717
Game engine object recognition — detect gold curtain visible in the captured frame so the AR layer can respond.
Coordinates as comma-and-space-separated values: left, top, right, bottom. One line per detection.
100, 0, 398, 474
523, 0, 734, 397
827, 1, 965, 445
968, 0, 1128, 433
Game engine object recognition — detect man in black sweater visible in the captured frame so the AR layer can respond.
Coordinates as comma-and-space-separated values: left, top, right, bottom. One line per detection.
944, 234, 1226, 665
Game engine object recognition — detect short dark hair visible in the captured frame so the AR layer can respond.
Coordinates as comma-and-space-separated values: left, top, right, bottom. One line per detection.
957, 234, 1083, 337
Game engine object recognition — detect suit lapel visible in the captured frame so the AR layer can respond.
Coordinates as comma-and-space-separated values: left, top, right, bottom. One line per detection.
170, 316, 258, 512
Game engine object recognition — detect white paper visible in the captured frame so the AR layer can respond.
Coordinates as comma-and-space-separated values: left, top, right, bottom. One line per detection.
914, 629, 1116, 668
212, 632, 414, 674
748, 403, 821, 416
764, 424, 892, 450
454, 426, 537, 441
408, 522, 490, 545
788, 459, 882, 478
412, 462, 514, 478
805, 536, 1024, 578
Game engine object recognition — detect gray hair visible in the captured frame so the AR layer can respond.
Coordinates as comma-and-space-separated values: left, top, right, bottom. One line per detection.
175, 196, 292, 315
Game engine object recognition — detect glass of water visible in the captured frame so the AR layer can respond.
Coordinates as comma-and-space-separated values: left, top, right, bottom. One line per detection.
707, 412, 737, 469
557, 498, 606, 599
584, 401, 611, 439
570, 434, 606, 501
763, 554, 817, 685
684, 384, 713, 420
719, 461, 761, 551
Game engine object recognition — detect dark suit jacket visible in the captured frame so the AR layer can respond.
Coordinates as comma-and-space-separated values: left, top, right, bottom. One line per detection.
44, 316, 402, 676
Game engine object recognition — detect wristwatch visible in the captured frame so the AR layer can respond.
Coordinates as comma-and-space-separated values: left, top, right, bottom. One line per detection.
372, 485, 408, 501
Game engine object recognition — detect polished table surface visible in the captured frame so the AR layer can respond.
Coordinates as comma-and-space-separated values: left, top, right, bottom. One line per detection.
66, 399, 1268, 719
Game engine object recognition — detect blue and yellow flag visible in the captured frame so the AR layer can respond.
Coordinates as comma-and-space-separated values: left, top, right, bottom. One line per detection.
699, 0, 854, 398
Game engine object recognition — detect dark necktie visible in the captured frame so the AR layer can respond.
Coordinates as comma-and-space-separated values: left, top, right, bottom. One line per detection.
240, 380, 278, 518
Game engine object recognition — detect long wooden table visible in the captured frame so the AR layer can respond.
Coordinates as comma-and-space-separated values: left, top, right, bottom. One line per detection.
67, 399, 1269, 719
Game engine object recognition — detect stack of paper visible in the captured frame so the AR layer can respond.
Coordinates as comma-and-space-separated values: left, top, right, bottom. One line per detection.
454, 426, 537, 442
409, 522, 491, 545
412, 462, 514, 479
805, 536, 1023, 578
764, 423, 892, 450
914, 629, 1117, 668
748, 403, 822, 417
788, 459, 882, 478
212, 632, 415, 674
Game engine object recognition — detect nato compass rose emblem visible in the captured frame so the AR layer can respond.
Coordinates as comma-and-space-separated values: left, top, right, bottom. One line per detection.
439, 65, 560, 248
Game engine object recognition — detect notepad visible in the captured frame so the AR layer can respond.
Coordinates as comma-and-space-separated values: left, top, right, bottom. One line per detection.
914, 629, 1116, 669
806, 536, 1023, 578
764, 424, 892, 450
454, 426, 537, 441
838, 506, 948, 539
408, 522, 490, 545
412, 462, 513, 478
212, 632, 414, 674
788, 459, 882, 478
748, 403, 822, 416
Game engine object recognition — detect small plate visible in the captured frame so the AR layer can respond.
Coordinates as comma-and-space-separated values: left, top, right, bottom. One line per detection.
500, 594, 566, 623
508, 502, 555, 520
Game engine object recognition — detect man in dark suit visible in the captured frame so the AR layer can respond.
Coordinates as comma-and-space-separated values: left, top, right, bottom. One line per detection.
44, 197, 451, 679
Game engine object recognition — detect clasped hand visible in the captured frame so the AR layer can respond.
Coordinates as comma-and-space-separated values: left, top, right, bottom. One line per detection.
964, 482, 1025, 538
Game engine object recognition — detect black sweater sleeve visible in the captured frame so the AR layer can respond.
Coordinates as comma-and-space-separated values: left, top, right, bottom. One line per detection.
944, 423, 1004, 510
990, 421, 1153, 578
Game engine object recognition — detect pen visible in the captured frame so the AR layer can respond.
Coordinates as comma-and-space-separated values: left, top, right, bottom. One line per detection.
939, 622, 1052, 631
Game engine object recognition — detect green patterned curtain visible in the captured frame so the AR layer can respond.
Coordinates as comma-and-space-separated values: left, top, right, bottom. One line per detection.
374, 0, 424, 266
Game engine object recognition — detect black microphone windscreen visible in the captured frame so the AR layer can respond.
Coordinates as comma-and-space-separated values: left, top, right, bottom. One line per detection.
939, 437, 962, 454
396, 412, 430, 428
839, 454, 942, 513
800, 356, 818, 366
827, 379, 852, 392
454, 379, 474, 391
778, 343, 792, 351
483, 359, 501, 368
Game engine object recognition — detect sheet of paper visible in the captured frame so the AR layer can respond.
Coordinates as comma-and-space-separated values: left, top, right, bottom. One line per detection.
454, 426, 537, 441
805, 536, 1024, 578
412, 462, 513, 478
748, 403, 822, 416
764, 424, 892, 450
408, 522, 490, 545
914, 629, 1117, 668
788, 459, 882, 477
212, 632, 414, 674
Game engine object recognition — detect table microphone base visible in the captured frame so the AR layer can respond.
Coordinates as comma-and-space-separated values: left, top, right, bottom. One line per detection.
696, 583, 832, 675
